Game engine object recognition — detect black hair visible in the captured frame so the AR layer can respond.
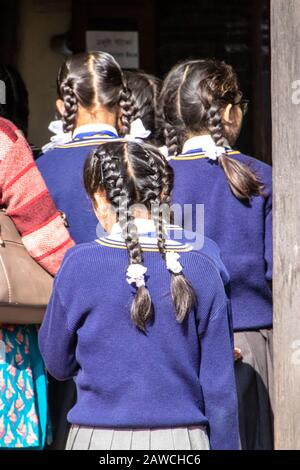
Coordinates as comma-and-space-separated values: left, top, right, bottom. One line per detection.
84, 141, 196, 331
123, 71, 161, 144
0, 65, 29, 136
57, 52, 135, 135
159, 59, 263, 200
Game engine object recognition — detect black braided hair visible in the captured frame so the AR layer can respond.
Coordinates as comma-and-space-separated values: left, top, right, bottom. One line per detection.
208, 103, 264, 199
118, 85, 136, 136
158, 61, 194, 156
60, 78, 78, 133
57, 52, 132, 135
148, 150, 197, 323
123, 71, 162, 144
159, 59, 264, 199
84, 141, 197, 330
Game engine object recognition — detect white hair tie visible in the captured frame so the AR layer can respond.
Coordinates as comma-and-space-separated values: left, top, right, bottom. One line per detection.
126, 263, 147, 288
125, 118, 151, 142
204, 145, 226, 161
165, 252, 183, 274
42, 120, 72, 153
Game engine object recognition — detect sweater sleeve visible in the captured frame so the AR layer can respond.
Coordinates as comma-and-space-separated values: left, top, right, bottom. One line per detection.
264, 192, 273, 282
199, 300, 239, 450
0, 119, 74, 275
38, 277, 79, 380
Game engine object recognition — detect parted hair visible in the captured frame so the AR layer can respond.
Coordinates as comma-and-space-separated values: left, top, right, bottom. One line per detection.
123, 71, 162, 144
84, 141, 196, 331
57, 52, 134, 135
159, 59, 263, 200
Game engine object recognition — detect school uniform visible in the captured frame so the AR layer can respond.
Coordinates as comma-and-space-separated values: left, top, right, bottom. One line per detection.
37, 123, 123, 244
36, 124, 122, 448
169, 135, 273, 449
38, 219, 239, 450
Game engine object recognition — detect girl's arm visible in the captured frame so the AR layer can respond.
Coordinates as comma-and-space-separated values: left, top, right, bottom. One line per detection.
38, 277, 79, 380
0, 118, 74, 276
199, 299, 239, 450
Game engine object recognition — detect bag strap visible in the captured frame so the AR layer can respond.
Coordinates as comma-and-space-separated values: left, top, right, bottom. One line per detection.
0, 208, 5, 246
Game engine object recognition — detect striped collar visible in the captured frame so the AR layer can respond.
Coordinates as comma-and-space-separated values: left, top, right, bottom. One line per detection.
182, 135, 219, 154
171, 135, 239, 161
111, 218, 156, 236
182, 134, 231, 155
96, 219, 193, 252
73, 123, 119, 140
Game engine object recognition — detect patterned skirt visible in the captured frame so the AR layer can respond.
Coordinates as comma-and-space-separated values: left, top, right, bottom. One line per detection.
0, 325, 48, 449
66, 425, 210, 450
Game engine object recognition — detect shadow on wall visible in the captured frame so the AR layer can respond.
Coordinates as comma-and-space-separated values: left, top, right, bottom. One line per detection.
17, 0, 71, 148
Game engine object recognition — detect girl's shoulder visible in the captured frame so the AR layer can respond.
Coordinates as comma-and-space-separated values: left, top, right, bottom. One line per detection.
56, 241, 105, 278
167, 226, 230, 286
234, 151, 272, 183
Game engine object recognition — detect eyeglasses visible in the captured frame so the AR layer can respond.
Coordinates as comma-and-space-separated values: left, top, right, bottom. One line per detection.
234, 99, 249, 116
216, 97, 250, 116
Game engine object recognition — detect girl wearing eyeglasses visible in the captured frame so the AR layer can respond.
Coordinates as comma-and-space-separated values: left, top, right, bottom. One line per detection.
159, 59, 273, 450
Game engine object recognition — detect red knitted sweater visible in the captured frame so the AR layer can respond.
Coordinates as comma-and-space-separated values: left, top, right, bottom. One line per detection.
0, 118, 74, 276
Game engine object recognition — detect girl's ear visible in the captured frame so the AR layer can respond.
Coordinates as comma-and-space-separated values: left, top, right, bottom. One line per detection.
222, 103, 233, 124
56, 99, 65, 117
93, 192, 117, 233
116, 106, 122, 132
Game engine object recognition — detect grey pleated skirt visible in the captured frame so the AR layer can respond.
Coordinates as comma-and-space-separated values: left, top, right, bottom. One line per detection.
234, 329, 273, 450
66, 425, 210, 450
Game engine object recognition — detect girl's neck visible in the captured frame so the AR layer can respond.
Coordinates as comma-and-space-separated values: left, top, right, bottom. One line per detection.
76, 106, 117, 129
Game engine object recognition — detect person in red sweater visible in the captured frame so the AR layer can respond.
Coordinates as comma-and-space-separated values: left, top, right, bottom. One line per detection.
0, 117, 74, 449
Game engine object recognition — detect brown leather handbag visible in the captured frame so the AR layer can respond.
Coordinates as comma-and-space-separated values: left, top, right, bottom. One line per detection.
0, 209, 53, 324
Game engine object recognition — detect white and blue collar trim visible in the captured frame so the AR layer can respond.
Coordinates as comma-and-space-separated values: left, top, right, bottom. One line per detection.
96, 219, 193, 252
73, 123, 119, 140
182, 135, 231, 160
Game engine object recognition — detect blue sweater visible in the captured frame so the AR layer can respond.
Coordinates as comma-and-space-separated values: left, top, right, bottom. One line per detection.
38, 222, 239, 450
37, 125, 122, 243
169, 139, 272, 331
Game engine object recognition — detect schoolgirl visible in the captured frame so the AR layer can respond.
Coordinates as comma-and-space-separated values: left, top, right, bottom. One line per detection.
123, 70, 161, 144
37, 51, 138, 244
159, 59, 273, 450
38, 140, 239, 450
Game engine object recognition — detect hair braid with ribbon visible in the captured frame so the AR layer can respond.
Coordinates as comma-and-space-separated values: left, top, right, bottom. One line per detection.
84, 141, 197, 330
159, 59, 264, 199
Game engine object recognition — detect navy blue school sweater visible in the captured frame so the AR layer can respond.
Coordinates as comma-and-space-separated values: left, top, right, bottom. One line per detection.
38, 220, 239, 450
37, 124, 122, 243
169, 135, 272, 332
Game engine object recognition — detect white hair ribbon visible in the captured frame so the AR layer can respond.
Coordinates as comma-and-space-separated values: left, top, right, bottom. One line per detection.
42, 120, 72, 153
165, 252, 183, 274
204, 145, 226, 161
125, 118, 151, 142
159, 145, 169, 159
126, 263, 148, 288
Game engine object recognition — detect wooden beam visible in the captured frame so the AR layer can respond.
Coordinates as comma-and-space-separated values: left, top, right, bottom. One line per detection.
271, 0, 300, 450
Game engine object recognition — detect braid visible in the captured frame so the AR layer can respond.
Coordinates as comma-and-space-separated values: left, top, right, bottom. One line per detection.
100, 145, 153, 331
119, 85, 135, 136
164, 122, 179, 156
208, 104, 264, 200
118, 190, 153, 331
84, 141, 197, 330
147, 149, 196, 323
207, 104, 225, 147
60, 79, 78, 133
159, 69, 187, 156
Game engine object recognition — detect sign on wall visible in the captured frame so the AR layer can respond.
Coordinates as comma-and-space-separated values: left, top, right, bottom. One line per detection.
86, 30, 139, 69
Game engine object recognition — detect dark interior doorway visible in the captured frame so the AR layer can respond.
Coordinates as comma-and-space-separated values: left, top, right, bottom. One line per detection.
0, 0, 271, 164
